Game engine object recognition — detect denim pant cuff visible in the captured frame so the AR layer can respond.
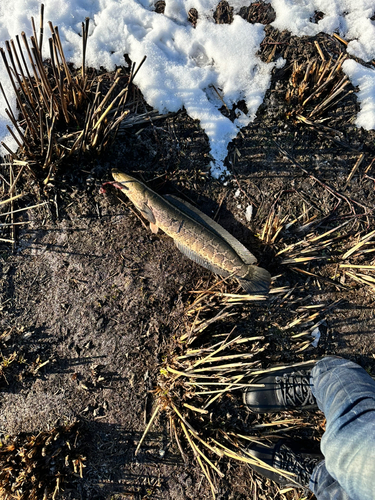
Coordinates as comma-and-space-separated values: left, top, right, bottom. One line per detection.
309, 356, 375, 500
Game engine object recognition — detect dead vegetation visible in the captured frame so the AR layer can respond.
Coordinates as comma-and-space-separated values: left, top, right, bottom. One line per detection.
0, 7, 148, 184
137, 293, 325, 499
260, 202, 375, 292
286, 49, 351, 121
0, 422, 84, 500
0, 4, 171, 249
281, 39, 363, 158
0, 160, 48, 249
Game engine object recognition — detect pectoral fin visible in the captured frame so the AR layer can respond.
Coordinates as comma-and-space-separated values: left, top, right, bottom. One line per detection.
164, 194, 257, 265
139, 202, 156, 225
174, 241, 230, 277
150, 222, 159, 234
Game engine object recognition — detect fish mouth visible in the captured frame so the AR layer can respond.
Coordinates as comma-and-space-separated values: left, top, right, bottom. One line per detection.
111, 169, 135, 191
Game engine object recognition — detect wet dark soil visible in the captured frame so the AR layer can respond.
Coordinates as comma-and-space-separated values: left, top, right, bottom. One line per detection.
1, 10, 375, 500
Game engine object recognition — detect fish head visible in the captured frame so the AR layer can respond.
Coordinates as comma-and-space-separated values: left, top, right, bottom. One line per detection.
111, 169, 148, 210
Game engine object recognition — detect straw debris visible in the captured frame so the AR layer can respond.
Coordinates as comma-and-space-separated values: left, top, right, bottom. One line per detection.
286, 49, 352, 129
136, 313, 324, 499
0, 5, 148, 184
257, 192, 375, 295
0, 422, 85, 500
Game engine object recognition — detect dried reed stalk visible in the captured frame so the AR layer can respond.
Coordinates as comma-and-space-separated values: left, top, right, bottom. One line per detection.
0, 5, 150, 183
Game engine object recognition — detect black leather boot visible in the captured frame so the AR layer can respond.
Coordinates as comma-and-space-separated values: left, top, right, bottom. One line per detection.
246, 439, 323, 489
244, 365, 318, 413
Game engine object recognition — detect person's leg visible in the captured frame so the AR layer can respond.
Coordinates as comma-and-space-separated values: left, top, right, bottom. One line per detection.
309, 460, 352, 500
243, 357, 375, 499
310, 357, 375, 500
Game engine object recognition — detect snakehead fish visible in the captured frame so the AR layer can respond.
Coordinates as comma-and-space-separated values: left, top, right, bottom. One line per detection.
112, 170, 271, 294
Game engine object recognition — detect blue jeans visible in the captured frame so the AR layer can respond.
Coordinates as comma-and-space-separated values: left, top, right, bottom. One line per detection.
309, 357, 375, 500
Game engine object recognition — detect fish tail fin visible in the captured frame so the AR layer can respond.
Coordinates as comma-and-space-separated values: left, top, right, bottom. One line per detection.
239, 266, 271, 294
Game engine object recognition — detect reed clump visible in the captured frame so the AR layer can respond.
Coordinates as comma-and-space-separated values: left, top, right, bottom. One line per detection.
0, 4, 146, 184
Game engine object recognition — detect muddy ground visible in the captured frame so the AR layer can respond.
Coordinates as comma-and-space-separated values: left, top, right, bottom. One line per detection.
1, 7, 375, 500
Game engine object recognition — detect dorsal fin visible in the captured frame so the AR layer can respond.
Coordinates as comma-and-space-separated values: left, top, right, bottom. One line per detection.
164, 194, 257, 265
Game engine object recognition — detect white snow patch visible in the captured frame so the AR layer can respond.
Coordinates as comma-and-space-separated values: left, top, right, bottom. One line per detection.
245, 204, 253, 222
0, 0, 375, 169
343, 59, 375, 130
270, 0, 375, 61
